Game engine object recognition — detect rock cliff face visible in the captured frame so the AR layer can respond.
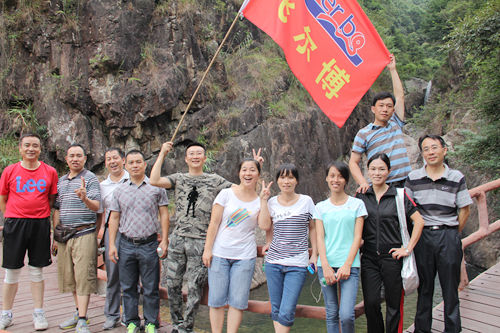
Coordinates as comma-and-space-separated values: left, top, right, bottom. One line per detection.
1, 1, 496, 272
0, 0, 425, 199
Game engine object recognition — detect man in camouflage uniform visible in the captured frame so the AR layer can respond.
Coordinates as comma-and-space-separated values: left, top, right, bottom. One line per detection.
150, 142, 232, 333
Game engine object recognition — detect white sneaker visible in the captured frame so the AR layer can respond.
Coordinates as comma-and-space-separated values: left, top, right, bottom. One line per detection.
59, 311, 79, 329
0, 312, 13, 330
33, 311, 49, 331
75, 318, 91, 333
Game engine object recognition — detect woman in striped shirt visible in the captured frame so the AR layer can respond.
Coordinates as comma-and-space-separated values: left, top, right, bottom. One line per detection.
259, 163, 318, 333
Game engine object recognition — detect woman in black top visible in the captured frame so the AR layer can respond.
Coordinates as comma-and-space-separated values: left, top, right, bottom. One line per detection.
356, 153, 424, 333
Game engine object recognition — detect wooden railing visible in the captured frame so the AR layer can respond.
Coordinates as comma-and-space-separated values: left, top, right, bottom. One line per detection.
92, 178, 500, 321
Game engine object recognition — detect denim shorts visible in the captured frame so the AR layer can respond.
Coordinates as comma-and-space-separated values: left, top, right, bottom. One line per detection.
208, 256, 256, 310
265, 263, 307, 327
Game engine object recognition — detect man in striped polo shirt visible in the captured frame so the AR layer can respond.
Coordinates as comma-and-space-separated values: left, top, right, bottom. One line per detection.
53, 143, 101, 333
349, 55, 412, 193
405, 134, 472, 333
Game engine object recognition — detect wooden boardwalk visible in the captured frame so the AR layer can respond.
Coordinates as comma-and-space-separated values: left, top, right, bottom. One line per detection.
1, 249, 499, 333
0, 253, 174, 332
405, 261, 500, 333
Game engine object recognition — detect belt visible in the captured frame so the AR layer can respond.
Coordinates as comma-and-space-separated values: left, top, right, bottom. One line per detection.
361, 243, 401, 255
424, 225, 458, 230
121, 233, 157, 245
74, 224, 95, 231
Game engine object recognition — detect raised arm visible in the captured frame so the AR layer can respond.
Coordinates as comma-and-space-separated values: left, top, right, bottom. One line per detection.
349, 152, 369, 193
252, 148, 265, 167
388, 54, 405, 121
150, 141, 174, 189
257, 181, 273, 231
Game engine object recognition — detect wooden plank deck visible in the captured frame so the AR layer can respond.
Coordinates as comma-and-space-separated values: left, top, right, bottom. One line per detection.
0, 249, 175, 332
2, 244, 499, 333
405, 261, 500, 333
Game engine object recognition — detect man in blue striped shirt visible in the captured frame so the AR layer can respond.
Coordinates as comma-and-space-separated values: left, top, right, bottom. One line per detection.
349, 55, 412, 193
405, 134, 472, 333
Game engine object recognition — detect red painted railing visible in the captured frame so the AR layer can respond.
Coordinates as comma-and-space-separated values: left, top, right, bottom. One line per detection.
1, 178, 495, 324
92, 178, 500, 321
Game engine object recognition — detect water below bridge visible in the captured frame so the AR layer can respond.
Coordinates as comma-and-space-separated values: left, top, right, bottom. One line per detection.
189, 264, 484, 332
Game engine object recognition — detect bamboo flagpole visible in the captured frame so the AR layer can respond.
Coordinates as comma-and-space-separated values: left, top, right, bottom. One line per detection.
169, 11, 241, 142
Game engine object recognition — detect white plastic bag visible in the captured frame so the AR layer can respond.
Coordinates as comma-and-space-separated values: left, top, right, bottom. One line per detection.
395, 188, 419, 295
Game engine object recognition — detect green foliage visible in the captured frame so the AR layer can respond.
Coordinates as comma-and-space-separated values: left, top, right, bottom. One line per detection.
55, 0, 81, 30
409, 90, 471, 131
196, 127, 209, 147
127, 77, 142, 83
141, 42, 157, 67
357, 0, 481, 80
267, 77, 311, 118
7, 99, 45, 136
89, 53, 111, 68
445, 1, 500, 174
203, 150, 216, 173
225, 38, 289, 103
451, 127, 500, 176
0, 135, 19, 171
0, 96, 47, 170
154, 1, 170, 17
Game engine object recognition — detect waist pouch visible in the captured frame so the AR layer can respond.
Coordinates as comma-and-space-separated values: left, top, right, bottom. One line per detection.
53, 224, 77, 243
53, 224, 93, 243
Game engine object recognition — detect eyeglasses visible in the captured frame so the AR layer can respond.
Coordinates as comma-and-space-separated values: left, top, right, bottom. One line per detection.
422, 145, 442, 153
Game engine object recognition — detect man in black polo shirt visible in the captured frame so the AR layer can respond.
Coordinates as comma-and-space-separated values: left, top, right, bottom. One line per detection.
405, 134, 473, 333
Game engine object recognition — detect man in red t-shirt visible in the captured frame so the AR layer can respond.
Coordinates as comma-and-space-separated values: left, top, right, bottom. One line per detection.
0, 133, 58, 331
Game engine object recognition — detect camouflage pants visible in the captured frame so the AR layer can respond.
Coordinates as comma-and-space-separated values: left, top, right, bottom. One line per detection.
163, 233, 207, 332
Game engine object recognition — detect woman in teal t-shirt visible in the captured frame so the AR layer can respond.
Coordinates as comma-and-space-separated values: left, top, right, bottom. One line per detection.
315, 161, 367, 333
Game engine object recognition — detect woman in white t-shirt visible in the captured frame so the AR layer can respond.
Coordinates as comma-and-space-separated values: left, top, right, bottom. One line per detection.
202, 158, 261, 333
315, 161, 367, 333
259, 163, 318, 333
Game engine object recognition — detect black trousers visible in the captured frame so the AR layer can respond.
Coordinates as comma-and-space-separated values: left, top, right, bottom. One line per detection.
414, 228, 462, 333
361, 252, 404, 333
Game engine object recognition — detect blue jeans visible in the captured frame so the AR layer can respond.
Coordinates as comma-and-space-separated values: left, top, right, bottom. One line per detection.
208, 256, 256, 310
118, 236, 159, 327
318, 267, 359, 333
265, 263, 307, 327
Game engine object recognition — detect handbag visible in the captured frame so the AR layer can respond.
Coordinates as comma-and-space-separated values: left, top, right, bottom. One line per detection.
53, 224, 77, 243
395, 188, 419, 295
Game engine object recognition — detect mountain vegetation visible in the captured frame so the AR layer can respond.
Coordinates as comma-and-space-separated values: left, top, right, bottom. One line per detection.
363, 0, 499, 176
1, 0, 498, 176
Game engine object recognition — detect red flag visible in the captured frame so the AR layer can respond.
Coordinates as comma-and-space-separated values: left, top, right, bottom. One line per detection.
240, 0, 390, 128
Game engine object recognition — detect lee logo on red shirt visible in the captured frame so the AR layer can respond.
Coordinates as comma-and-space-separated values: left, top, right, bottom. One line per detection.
16, 176, 47, 193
